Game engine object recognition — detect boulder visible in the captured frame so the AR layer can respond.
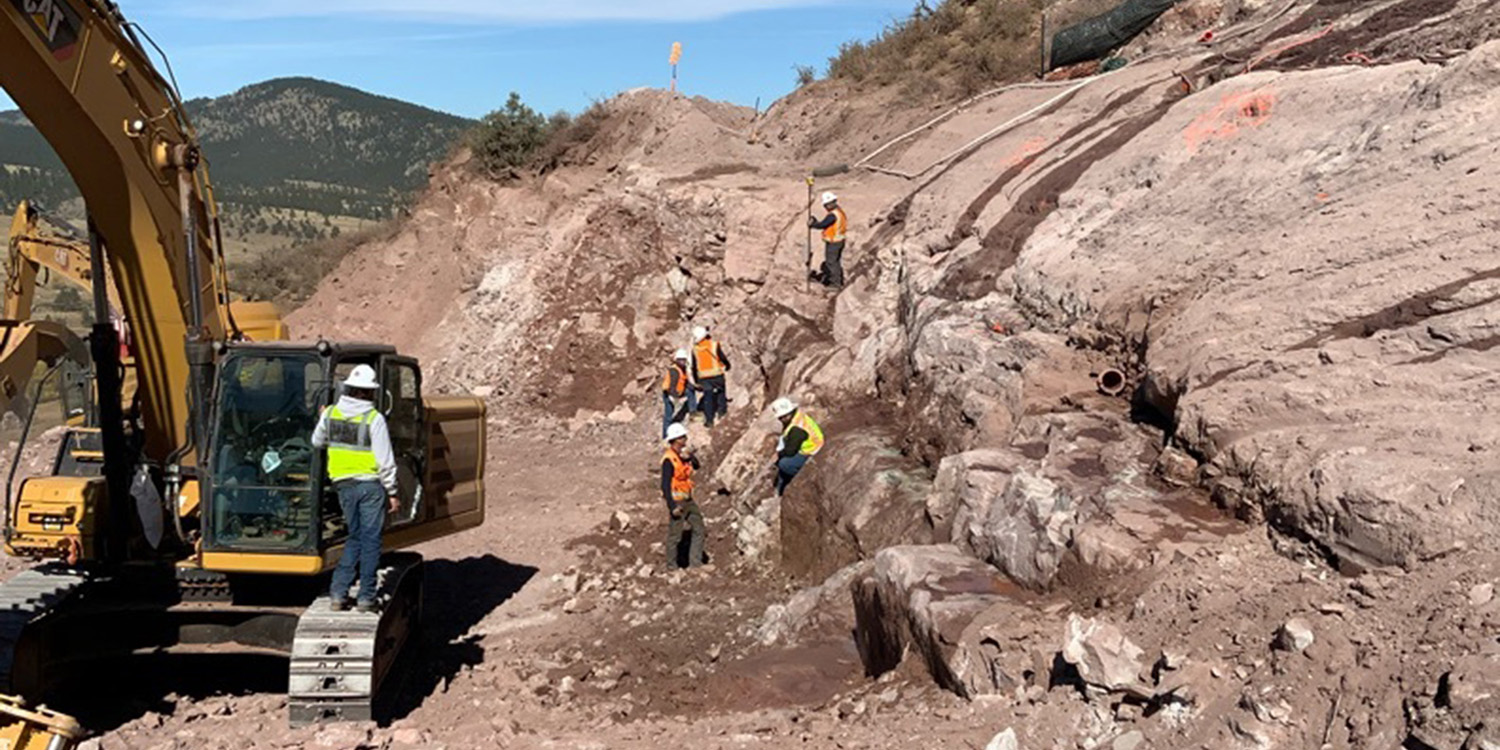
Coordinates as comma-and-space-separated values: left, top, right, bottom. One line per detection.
1273, 618, 1315, 653
1469, 582, 1494, 607
736, 494, 781, 562
1060, 614, 1148, 696
782, 427, 933, 580
757, 560, 872, 646
952, 470, 1076, 590
937, 411, 1190, 590
853, 545, 1057, 698
926, 450, 1025, 541
1444, 651, 1500, 723
609, 510, 632, 532
985, 728, 1019, 750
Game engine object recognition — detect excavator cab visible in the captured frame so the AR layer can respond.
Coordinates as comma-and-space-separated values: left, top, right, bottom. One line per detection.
199, 341, 476, 574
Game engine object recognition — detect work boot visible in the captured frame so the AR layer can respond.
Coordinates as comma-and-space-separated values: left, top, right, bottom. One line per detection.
355, 600, 377, 614
330, 597, 353, 612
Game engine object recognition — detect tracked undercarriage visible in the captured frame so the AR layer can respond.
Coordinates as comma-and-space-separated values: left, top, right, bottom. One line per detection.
0, 554, 424, 726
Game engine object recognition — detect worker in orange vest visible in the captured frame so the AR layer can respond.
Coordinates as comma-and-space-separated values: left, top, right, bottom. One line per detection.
807, 191, 848, 288
661, 422, 705, 568
690, 326, 731, 429
661, 348, 695, 439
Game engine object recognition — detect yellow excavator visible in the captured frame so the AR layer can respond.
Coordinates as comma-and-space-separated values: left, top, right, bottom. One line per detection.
0, 0, 487, 728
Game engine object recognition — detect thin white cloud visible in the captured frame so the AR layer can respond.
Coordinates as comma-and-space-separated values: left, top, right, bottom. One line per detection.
177, 30, 505, 59
158, 0, 847, 23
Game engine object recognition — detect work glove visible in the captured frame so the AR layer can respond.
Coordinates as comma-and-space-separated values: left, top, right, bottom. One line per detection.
807, 217, 817, 228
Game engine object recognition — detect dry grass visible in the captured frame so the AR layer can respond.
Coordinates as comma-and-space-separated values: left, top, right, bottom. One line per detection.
530, 101, 610, 172
230, 221, 399, 307
826, 0, 1122, 98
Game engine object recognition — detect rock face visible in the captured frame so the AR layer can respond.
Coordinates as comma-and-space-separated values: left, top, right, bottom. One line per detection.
852, 546, 1056, 698
781, 427, 933, 581
1014, 42, 1500, 572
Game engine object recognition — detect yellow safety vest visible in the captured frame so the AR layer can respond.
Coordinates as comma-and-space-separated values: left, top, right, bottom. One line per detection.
324, 405, 379, 481
782, 412, 825, 456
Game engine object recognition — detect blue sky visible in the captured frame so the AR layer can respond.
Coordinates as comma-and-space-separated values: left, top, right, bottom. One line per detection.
4, 1, 919, 118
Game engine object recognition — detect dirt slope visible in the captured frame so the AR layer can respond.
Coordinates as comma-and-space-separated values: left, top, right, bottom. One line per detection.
70, 0, 1500, 747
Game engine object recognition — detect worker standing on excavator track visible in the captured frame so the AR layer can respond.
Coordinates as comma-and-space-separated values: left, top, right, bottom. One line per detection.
771, 397, 824, 496
807, 191, 848, 289
661, 348, 696, 439
661, 422, 706, 569
691, 326, 731, 429
312, 365, 400, 612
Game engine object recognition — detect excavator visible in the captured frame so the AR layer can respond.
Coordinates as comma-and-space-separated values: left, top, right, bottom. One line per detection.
0, 0, 487, 728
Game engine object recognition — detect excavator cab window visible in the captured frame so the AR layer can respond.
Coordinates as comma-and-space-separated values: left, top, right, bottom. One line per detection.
204, 352, 324, 553
380, 357, 424, 526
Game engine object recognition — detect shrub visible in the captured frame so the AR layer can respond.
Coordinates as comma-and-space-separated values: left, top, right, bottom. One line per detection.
529, 100, 610, 172
794, 64, 818, 87
467, 92, 551, 179
465, 93, 609, 179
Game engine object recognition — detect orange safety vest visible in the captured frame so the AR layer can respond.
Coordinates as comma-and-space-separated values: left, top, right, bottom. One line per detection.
664, 449, 694, 502
662, 363, 688, 395
823, 207, 848, 244
694, 339, 725, 379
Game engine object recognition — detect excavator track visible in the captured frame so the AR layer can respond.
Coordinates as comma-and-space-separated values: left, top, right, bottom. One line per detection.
288, 552, 423, 726
0, 565, 92, 692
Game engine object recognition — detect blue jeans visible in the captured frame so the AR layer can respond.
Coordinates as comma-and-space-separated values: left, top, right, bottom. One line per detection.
775, 454, 810, 496
331, 480, 386, 604
662, 391, 695, 438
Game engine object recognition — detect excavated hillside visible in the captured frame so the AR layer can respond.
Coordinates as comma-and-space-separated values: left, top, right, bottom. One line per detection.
71, 0, 1500, 748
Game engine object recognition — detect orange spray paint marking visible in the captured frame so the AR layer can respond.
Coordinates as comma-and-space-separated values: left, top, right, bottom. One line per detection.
1000, 136, 1051, 170
1183, 89, 1277, 154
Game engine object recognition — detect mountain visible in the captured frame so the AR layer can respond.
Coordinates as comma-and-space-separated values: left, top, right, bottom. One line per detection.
0, 77, 474, 259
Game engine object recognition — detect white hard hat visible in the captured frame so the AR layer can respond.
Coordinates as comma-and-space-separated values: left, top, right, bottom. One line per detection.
344, 364, 379, 390
822, 191, 838, 205
692, 326, 709, 342
673, 348, 689, 360
771, 397, 798, 418
665, 423, 689, 442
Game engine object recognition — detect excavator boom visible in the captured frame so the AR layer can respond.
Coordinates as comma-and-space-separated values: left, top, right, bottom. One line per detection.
1, 0, 225, 461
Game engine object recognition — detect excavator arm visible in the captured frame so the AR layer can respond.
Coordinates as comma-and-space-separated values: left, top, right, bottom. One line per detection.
0, 202, 90, 418
7, 200, 119, 322
1, 0, 228, 462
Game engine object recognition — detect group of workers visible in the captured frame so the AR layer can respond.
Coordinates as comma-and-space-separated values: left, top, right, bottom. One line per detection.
308, 191, 852, 601
661, 326, 732, 435
659, 334, 824, 569
655, 190, 850, 568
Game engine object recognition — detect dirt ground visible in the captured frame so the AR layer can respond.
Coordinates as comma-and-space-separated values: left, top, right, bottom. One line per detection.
4, 0, 1499, 748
